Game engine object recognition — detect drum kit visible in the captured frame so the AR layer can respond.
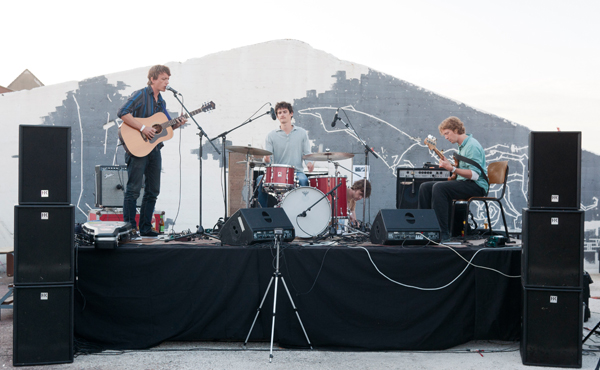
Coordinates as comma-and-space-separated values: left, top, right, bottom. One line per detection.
226, 145, 356, 239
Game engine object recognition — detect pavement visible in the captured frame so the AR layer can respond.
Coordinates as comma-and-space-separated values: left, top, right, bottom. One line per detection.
1, 262, 600, 369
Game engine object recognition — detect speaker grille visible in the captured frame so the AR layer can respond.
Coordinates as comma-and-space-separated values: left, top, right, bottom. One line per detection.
14, 205, 74, 285
19, 125, 71, 204
522, 209, 583, 288
521, 287, 582, 367
528, 132, 581, 209
13, 285, 74, 366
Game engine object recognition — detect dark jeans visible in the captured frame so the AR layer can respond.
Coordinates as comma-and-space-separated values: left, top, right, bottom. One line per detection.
418, 180, 485, 239
124, 146, 161, 233
257, 172, 309, 207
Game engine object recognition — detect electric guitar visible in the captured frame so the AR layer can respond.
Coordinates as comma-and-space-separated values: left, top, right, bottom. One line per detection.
119, 101, 216, 157
424, 135, 458, 181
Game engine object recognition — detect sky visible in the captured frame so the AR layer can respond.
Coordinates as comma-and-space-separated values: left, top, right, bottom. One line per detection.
3, 0, 599, 153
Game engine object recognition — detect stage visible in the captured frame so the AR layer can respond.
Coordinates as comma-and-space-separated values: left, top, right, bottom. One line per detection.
74, 239, 521, 351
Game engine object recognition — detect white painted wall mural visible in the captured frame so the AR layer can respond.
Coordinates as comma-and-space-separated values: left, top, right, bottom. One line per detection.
0, 40, 598, 254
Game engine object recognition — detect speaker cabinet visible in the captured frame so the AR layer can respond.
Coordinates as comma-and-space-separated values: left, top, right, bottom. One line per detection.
370, 209, 440, 245
95, 165, 143, 207
219, 208, 295, 245
521, 286, 582, 368
19, 125, 71, 205
13, 285, 73, 366
522, 208, 583, 288
528, 131, 581, 209
14, 205, 74, 285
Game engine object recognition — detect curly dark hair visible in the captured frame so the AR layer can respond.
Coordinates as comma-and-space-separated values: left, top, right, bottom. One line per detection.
275, 101, 293, 114
351, 179, 371, 198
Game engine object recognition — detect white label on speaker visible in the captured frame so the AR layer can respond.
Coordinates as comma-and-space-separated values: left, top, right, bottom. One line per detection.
551, 195, 559, 202
41, 212, 49, 220
237, 216, 245, 232
550, 295, 558, 304
41, 190, 49, 197
551, 217, 559, 225
40, 292, 49, 300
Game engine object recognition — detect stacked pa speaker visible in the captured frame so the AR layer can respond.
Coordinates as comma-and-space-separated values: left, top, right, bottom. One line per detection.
14, 125, 74, 366
521, 131, 582, 368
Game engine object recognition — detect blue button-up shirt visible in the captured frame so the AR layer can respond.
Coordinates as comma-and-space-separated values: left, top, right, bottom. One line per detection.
117, 86, 171, 120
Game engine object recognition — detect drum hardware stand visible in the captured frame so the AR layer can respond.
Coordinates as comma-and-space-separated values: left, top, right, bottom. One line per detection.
168, 92, 220, 230
244, 228, 313, 362
209, 105, 274, 220
337, 113, 381, 232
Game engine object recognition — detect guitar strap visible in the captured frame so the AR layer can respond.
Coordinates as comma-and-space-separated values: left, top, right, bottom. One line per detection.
454, 154, 489, 192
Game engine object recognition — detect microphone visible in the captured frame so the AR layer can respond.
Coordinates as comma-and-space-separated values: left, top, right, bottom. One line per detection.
166, 85, 181, 95
331, 108, 339, 127
270, 107, 277, 120
297, 211, 307, 218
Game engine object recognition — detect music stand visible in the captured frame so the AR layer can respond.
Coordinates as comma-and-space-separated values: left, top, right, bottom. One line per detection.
243, 228, 312, 361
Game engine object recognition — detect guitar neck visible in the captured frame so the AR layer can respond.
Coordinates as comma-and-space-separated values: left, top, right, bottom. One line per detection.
161, 106, 207, 129
433, 148, 446, 161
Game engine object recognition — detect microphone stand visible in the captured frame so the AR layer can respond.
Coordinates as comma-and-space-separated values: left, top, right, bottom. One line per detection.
209, 109, 273, 222
338, 113, 381, 232
170, 92, 220, 229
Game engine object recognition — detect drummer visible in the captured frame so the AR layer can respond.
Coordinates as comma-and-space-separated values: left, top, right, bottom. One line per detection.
257, 101, 314, 207
347, 179, 371, 226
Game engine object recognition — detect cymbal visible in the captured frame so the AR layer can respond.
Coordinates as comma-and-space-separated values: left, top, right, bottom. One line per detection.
226, 145, 272, 156
303, 152, 354, 161
236, 160, 267, 166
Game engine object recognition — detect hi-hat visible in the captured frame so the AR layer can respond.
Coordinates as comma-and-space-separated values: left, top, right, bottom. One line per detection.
226, 145, 272, 156
303, 152, 354, 161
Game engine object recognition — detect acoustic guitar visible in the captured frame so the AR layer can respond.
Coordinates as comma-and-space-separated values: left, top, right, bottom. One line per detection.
119, 101, 215, 157
424, 135, 458, 181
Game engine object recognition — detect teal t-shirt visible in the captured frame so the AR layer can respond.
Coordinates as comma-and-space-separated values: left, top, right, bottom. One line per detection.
457, 134, 488, 193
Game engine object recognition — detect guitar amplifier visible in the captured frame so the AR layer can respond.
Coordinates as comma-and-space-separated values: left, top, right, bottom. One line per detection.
95, 165, 143, 207
396, 167, 450, 209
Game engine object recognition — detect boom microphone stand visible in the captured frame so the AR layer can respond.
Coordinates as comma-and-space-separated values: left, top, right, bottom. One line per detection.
338, 111, 381, 231
209, 105, 275, 221
243, 228, 312, 362
169, 92, 220, 230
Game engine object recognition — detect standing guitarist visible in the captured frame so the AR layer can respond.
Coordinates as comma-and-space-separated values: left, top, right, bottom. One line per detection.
117, 65, 187, 237
418, 116, 488, 242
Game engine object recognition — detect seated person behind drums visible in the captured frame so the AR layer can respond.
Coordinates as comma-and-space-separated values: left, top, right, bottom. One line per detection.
257, 101, 314, 207
347, 179, 371, 226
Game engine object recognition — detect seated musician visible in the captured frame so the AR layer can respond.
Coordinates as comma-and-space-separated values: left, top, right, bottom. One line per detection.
257, 101, 314, 207
347, 179, 371, 226
418, 116, 488, 242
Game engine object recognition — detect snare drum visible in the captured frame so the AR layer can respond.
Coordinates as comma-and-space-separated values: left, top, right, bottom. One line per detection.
264, 164, 295, 193
309, 176, 348, 218
279, 187, 331, 238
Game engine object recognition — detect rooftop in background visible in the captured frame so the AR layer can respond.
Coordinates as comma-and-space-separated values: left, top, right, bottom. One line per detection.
6, 69, 44, 92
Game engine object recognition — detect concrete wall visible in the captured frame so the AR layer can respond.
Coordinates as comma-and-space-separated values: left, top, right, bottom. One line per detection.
0, 39, 598, 248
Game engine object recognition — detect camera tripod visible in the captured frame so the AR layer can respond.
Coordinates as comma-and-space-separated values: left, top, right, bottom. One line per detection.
243, 228, 313, 361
